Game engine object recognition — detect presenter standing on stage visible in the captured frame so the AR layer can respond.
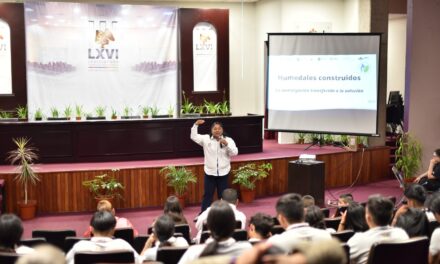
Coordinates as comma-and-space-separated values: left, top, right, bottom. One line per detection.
191, 119, 238, 213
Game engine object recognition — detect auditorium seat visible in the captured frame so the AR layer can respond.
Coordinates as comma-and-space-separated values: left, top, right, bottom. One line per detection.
114, 228, 134, 246
19, 237, 47, 248
74, 250, 135, 264
232, 229, 248, 241
331, 230, 355, 242
156, 247, 188, 264
366, 236, 429, 264
324, 217, 341, 230
32, 229, 76, 251
174, 224, 191, 244
203, 220, 242, 231
133, 235, 149, 254
0, 252, 19, 264
64, 237, 90, 253
320, 208, 330, 218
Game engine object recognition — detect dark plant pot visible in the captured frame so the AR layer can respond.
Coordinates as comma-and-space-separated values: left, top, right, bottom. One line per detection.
121, 116, 141, 119
76, 117, 82, 121
180, 113, 200, 118
111, 116, 117, 120
47, 117, 69, 121
152, 115, 170, 118
222, 113, 232, 116
240, 187, 256, 203
18, 200, 37, 220
200, 113, 218, 117
18, 118, 28, 122
0, 118, 18, 122
297, 139, 305, 144
35, 117, 42, 121
86, 116, 106, 120
142, 115, 149, 119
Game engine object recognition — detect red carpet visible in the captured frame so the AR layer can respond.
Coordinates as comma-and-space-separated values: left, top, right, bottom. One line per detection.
20, 179, 402, 239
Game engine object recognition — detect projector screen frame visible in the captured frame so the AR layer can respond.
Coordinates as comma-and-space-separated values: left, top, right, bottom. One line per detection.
265, 32, 382, 137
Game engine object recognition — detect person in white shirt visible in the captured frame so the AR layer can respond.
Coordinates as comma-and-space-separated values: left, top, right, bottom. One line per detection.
65, 211, 142, 264
0, 214, 34, 255
248, 212, 274, 243
191, 119, 238, 213
347, 195, 409, 264
195, 188, 246, 243
178, 200, 251, 264
141, 214, 188, 261
267, 193, 332, 253
428, 194, 440, 264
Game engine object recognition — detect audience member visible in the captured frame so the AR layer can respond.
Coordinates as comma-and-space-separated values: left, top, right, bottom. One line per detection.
195, 188, 246, 243
178, 200, 252, 264
305, 205, 335, 233
395, 207, 429, 237
164, 196, 189, 225
66, 211, 142, 264
248, 213, 274, 243
267, 193, 332, 253
302, 195, 315, 208
428, 194, 440, 264
392, 183, 435, 225
338, 202, 369, 232
0, 214, 34, 254
332, 193, 353, 217
83, 199, 138, 237
415, 148, 440, 191
16, 245, 66, 264
141, 214, 188, 261
347, 195, 409, 264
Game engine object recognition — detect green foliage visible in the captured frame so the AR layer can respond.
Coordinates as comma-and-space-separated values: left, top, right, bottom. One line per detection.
95, 106, 106, 117
34, 108, 43, 119
150, 106, 160, 116
50, 107, 59, 118
395, 133, 422, 179
298, 133, 306, 140
203, 100, 220, 114
75, 105, 83, 117
181, 94, 194, 114
160, 166, 197, 196
141, 106, 150, 116
194, 105, 204, 114
64, 105, 72, 118
232, 162, 273, 190
16, 105, 28, 119
123, 106, 132, 116
324, 134, 334, 144
219, 101, 230, 115
340, 135, 349, 145
7, 137, 39, 204
0, 111, 12, 118
167, 105, 174, 116
111, 108, 117, 118
82, 169, 124, 199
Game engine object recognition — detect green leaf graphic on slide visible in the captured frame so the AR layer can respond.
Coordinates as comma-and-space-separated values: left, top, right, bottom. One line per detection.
361, 64, 369, 73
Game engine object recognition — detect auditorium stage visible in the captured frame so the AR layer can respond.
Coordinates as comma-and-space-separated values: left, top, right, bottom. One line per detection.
0, 140, 391, 214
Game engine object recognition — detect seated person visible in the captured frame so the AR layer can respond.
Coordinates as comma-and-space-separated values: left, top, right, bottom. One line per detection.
195, 188, 246, 243
338, 202, 369, 232
164, 196, 188, 225
395, 208, 429, 237
332, 193, 353, 217
16, 245, 65, 264
428, 194, 440, 263
66, 211, 142, 264
392, 184, 435, 225
414, 148, 440, 191
347, 195, 409, 264
83, 199, 138, 237
178, 200, 252, 264
247, 213, 274, 243
305, 205, 335, 233
0, 214, 34, 254
267, 193, 332, 253
302, 195, 315, 208
141, 214, 188, 261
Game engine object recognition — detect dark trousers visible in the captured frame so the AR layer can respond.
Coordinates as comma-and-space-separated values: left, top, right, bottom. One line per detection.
201, 173, 229, 212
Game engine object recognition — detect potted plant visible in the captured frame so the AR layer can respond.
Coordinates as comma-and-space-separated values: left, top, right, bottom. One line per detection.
7, 137, 40, 220
219, 100, 231, 116
167, 105, 174, 118
395, 133, 422, 183
150, 106, 167, 118
297, 133, 306, 144
141, 106, 150, 119
64, 105, 73, 120
87, 106, 106, 120
82, 169, 124, 203
160, 165, 197, 208
75, 105, 83, 121
120, 106, 139, 119
232, 162, 272, 203
16, 105, 28, 121
324, 134, 334, 145
340, 135, 349, 146
34, 108, 43, 121
111, 108, 118, 120
0, 111, 17, 121
48, 107, 68, 120
203, 100, 220, 116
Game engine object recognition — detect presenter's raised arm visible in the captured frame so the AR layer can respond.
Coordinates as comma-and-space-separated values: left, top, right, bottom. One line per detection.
190, 119, 205, 146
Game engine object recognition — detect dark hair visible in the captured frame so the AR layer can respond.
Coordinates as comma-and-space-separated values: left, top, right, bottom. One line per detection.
429, 194, 440, 214
367, 195, 394, 226
305, 206, 326, 230
222, 188, 238, 204
395, 208, 429, 237
0, 214, 23, 251
339, 194, 354, 203
211, 121, 224, 130
164, 196, 187, 224
435, 149, 440, 157
276, 193, 304, 223
345, 202, 369, 232
154, 214, 175, 247
404, 184, 427, 206
302, 195, 315, 207
90, 211, 117, 233
249, 213, 274, 239
199, 200, 236, 257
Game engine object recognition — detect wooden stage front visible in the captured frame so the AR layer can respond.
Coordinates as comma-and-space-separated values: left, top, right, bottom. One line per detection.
0, 141, 390, 214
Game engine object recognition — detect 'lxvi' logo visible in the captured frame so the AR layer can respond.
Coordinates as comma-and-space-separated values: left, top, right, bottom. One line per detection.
88, 49, 119, 59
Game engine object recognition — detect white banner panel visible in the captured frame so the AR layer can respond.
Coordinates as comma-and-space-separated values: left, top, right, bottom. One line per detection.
0, 19, 12, 95
193, 22, 217, 92
25, 2, 177, 117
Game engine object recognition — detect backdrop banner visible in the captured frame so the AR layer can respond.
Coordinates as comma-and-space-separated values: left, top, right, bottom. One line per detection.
0, 19, 12, 95
24, 1, 177, 118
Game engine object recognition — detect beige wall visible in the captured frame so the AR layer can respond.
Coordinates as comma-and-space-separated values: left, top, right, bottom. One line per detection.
406, 0, 440, 168
387, 14, 406, 100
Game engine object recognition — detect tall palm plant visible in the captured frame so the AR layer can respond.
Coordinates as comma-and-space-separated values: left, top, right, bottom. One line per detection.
7, 137, 39, 204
